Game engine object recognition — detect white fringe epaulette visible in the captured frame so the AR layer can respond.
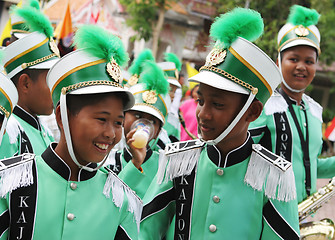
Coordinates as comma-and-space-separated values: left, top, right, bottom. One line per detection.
244, 144, 296, 202
6, 116, 23, 144
103, 167, 143, 232
303, 94, 323, 122
264, 92, 288, 116
157, 139, 205, 184
38, 117, 55, 138
0, 153, 35, 198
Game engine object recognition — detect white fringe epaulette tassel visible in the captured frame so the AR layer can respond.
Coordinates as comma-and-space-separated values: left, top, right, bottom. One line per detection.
103, 169, 143, 232
264, 93, 288, 116
0, 157, 34, 198
103, 171, 124, 209
157, 149, 168, 184
164, 147, 201, 183
303, 94, 323, 122
244, 144, 296, 202
125, 187, 143, 232
6, 117, 22, 144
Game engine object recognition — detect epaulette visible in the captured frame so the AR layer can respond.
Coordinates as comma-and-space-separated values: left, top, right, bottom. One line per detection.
244, 144, 296, 202
0, 153, 35, 198
264, 91, 288, 116
6, 116, 23, 144
157, 139, 205, 184
303, 94, 323, 122
103, 167, 143, 232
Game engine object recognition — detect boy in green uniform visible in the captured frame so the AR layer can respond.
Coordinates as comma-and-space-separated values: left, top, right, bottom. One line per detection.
0, 25, 141, 240
106, 60, 171, 199
249, 5, 335, 204
1, 5, 58, 156
139, 8, 300, 239
0, 73, 18, 158
158, 53, 183, 144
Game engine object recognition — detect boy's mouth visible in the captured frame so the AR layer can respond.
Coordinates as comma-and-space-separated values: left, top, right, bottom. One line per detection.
94, 142, 110, 151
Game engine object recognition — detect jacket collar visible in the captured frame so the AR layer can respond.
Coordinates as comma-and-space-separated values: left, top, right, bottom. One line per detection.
41, 143, 97, 181
207, 132, 253, 168
13, 105, 41, 130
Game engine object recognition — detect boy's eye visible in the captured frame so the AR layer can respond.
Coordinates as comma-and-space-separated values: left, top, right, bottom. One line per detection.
134, 114, 141, 119
213, 102, 224, 107
115, 121, 123, 126
196, 98, 204, 106
148, 119, 156, 125
97, 118, 106, 122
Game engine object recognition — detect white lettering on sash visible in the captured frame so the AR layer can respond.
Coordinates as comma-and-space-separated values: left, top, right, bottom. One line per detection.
17, 212, 27, 224
178, 219, 185, 231
177, 234, 185, 240
178, 203, 185, 216
180, 176, 188, 185
16, 227, 24, 240
19, 196, 29, 208
178, 189, 186, 200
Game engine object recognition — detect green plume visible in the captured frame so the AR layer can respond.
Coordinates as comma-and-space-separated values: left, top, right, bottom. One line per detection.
164, 52, 181, 71
11, 6, 53, 37
129, 49, 154, 76
24, 0, 40, 10
210, 8, 264, 49
74, 25, 129, 67
287, 5, 320, 27
140, 60, 169, 95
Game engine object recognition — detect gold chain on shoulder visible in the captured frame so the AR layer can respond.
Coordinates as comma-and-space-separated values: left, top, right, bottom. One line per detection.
0, 105, 10, 118
200, 66, 258, 95
134, 102, 165, 123
21, 53, 57, 69
61, 80, 123, 95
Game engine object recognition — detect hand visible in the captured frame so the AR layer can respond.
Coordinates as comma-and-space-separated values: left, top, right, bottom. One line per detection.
126, 128, 147, 169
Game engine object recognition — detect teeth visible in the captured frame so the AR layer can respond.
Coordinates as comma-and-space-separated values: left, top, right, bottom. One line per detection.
95, 143, 109, 150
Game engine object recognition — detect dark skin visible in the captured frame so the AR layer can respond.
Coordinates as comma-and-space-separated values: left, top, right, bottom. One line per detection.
277, 45, 317, 105
15, 70, 53, 117
196, 83, 263, 158
55, 94, 125, 181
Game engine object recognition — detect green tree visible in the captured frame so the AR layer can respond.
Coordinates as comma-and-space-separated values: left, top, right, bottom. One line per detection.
119, 0, 175, 58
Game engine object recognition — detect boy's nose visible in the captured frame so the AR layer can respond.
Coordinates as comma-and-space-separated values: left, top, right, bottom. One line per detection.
197, 104, 211, 121
104, 124, 116, 139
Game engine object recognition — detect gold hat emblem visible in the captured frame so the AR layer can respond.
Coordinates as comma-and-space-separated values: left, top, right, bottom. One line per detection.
295, 25, 309, 37
205, 48, 227, 67
107, 57, 122, 83
142, 90, 157, 104
49, 38, 60, 58
128, 74, 139, 86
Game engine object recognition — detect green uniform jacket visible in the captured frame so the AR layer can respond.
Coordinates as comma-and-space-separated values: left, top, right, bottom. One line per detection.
12, 106, 54, 155
249, 90, 335, 203
140, 135, 300, 239
106, 147, 160, 199
0, 143, 141, 240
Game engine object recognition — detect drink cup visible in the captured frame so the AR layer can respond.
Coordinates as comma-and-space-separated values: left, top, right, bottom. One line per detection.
130, 119, 154, 149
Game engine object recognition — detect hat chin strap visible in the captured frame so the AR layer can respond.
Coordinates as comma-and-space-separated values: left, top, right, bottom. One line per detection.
278, 54, 306, 93
0, 117, 8, 145
200, 91, 256, 145
60, 93, 108, 172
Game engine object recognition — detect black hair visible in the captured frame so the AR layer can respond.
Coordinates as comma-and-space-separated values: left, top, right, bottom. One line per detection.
66, 92, 129, 116
0, 113, 4, 127
10, 68, 47, 86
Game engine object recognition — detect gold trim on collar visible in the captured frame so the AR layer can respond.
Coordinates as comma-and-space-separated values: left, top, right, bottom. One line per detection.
229, 47, 272, 95
4, 38, 49, 68
0, 88, 12, 118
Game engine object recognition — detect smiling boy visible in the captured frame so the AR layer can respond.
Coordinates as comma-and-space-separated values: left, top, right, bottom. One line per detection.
0, 25, 141, 240
249, 5, 335, 204
139, 8, 300, 239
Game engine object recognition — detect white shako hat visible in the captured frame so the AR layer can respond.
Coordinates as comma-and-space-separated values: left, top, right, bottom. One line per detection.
47, 25, 135, 172
128, 60, 171, 125
2, 5, 60, 78
10, 0, 41, 39
277, 5, 320, 54
0, 73, 18, 144
189, 8, 281, 145
157, 52, 182, 88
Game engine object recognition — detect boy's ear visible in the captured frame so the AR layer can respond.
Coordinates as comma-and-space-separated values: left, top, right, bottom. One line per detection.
17, 73, 31, 94
246, 100, 263, 123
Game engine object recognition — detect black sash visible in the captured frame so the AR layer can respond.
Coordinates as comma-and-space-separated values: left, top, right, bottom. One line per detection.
19, 130, 33, 155
9, 160, 38, 240
279, 89, 311, 196
173, 168, 196, 240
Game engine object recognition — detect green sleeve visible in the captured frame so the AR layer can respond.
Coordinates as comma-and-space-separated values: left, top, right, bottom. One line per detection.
317, 156, 335, 178
139, 176, 176, 240
249, 109, 268, 144
0, 195, 9, 239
